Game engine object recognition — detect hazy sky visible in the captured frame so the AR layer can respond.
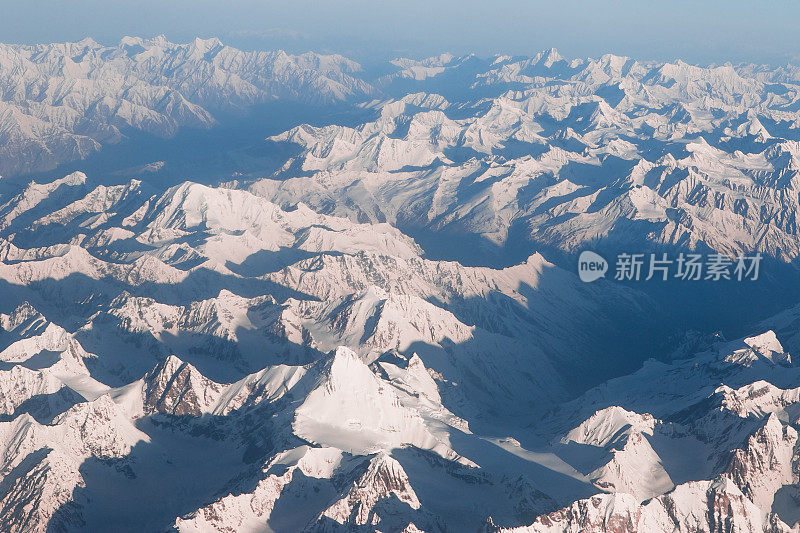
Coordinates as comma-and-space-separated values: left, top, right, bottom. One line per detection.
2, 0, 799, 65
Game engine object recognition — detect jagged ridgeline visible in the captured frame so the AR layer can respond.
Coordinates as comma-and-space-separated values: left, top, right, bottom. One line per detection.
0, 37, 799, 532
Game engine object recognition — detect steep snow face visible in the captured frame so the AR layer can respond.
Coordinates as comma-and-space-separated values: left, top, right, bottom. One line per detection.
560, 407, 672, 502
712, 381, 800, 423
293, 347, 467, 463
563, 406, 656, 448
0, 37, 374, 175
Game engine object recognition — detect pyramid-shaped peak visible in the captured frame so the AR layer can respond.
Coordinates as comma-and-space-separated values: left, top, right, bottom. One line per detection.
331, 345, 364, 365
359, 452, 421, 508
143, 355, 223, 416
1, 302, 45, 331
536, 47, 564, 65
151, 354, 192, 377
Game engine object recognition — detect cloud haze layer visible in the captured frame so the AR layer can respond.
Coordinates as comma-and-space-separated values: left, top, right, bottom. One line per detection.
2, 0, 800, 64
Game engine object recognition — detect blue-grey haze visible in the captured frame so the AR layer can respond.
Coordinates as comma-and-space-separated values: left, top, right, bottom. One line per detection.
1, 0, 799, 65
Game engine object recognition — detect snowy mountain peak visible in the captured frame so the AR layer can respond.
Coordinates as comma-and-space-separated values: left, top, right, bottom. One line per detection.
143, 355, 225, 416
317, 452, 423, 530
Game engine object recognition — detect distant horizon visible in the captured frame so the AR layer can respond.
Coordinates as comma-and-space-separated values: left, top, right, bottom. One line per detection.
3, 33, 799, 70
2, 0, 799, 67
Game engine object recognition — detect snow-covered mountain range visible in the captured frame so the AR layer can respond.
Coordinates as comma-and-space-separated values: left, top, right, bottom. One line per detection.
2, 37, 800, 532
253, 51, 800, 264
0, 36, 373, 176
